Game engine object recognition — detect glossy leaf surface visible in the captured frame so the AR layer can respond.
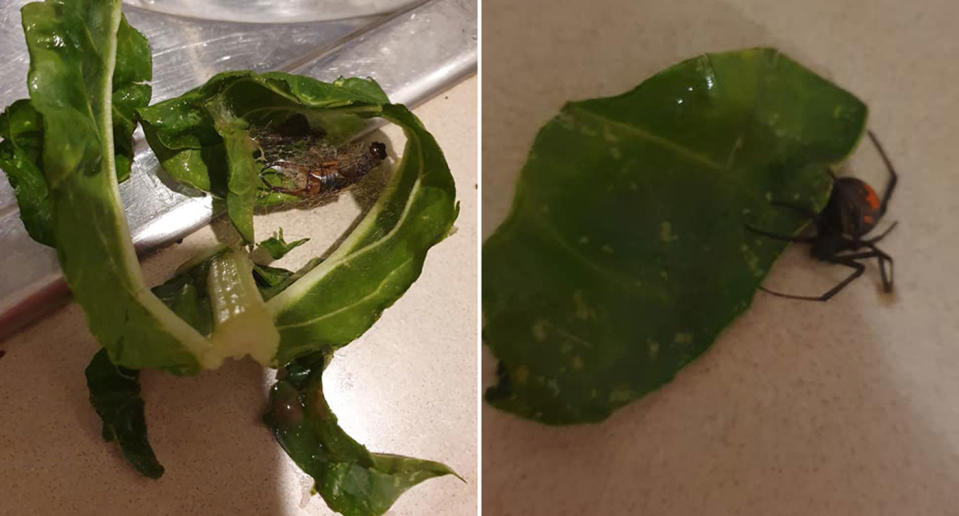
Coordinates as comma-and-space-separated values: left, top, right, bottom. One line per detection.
483, 48, 867, 423
0, 13, 150, 246
17, 0, 208, 372
265, 353, 458, 516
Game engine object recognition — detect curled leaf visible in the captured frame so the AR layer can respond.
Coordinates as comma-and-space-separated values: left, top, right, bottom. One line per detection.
0, 14, 151, 246
85, 349, 164, 479
16, 0, 207, 372
265, 353, 459, 516
267, 104, 459, 363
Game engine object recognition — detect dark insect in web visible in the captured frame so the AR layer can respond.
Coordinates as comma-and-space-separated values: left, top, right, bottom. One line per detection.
746, 130, 898, 301
252, 115, 387, 199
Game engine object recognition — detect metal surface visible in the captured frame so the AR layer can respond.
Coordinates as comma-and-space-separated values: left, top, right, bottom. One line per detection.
0, 0, 476, 334
124, 0, 420, 24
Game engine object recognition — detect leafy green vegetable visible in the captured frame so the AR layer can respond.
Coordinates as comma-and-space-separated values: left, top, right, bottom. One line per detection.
5, 3, 459, 511
140, 73, 459, 364
110, 15, 152, 182
16, 0, 209, 373
0, 100, 51, 245
265, 353, 459, 516
206, 246, 280, 366
150, 243, 280, 367
483, 48, 867, 424
85, 349, 164, 479
253, 263, 297, 296
257, 228, 309, 260
268, 104, 459, 364
207, 96, 259, 243
151, 245, 227, 337
0, 12, 150, 245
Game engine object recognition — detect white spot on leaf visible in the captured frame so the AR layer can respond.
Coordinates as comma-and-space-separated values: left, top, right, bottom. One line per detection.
531, 320, 548, 342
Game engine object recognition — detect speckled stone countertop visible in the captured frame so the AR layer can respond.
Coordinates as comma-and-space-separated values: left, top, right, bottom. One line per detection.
0, 77, 476, 516
482, 1, 959, 514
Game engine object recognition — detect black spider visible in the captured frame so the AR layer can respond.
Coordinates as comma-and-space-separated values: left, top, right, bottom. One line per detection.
747, 130, 898, 301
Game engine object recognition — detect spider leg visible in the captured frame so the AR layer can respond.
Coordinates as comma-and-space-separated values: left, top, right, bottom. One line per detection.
867, 130, 898, 217
759, 257, 865, 302
865, 244, 894, 292
832, 248, 894, 293
864, 220, 898, 244
744, 224, 817, 244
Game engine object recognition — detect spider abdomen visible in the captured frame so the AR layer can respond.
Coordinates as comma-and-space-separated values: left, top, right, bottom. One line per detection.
824, 177, 881, 237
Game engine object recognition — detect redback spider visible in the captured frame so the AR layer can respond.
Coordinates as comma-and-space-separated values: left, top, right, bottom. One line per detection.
746, 130, 898, 301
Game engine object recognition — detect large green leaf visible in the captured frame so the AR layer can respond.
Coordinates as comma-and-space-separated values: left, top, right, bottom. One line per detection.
19, 0, 209, 372
0, 13, 150, 246
483, 48, 867, 424
265, 353, 459, 516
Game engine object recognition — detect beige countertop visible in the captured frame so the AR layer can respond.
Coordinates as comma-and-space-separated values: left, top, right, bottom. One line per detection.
0, 77, 477, 515
482, 1, 959, 514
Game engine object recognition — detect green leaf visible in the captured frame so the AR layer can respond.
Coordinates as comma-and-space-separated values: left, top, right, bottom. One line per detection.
253, 258, 322, 301
264, 353, 458, 516
110, 15, 152, 182
206, 96, 259, 243
256, 228, 309, 260
151, 245, 226, 337
85, 348, 164, 479
267, 104, 459, 364
19, 0, 210, 372
0, 13, 150, 246
140, 71, 458, 363
0, 99, 52, 245
483, 48, 868, 424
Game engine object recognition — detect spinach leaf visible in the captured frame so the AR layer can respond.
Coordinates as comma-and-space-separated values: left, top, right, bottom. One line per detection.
256, 228, 309, 260
265, 353, 459, 516
0, 13, 150, 245
17, 0, 210, 373
483, 48, 867, 424
85, 348, 164, 479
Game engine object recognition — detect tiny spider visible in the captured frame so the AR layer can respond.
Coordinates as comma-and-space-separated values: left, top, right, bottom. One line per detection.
747, 130, 898, 301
